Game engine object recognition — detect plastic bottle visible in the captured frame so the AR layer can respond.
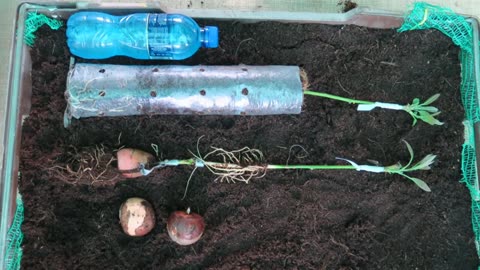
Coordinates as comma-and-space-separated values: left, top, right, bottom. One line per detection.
66, 12, 219, 60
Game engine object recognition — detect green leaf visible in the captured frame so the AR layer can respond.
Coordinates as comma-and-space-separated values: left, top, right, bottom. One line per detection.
421, 94, 440, 106
409, 177, 431, 192
402, 140, 415, 168
431, 118, 443, 126
413, 154, 437, 170
412, 98, 420, 105
418, 111, 444, 126
418, 106, 439, 113
411, 117, 418, 126
403, 140, 414, 157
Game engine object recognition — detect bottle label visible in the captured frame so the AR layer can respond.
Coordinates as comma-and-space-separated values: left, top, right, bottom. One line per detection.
147, 14, 172, 58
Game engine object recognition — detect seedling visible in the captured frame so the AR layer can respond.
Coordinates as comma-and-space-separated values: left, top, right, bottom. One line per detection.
66, 64, 443, 127
304, 91, 443, 126
118, 141, 434, 193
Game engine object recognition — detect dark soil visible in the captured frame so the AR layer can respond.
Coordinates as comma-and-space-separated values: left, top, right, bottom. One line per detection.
19, 19, 477, 270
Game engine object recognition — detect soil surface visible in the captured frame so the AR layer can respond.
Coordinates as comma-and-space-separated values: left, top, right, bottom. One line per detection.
19, 20, 477, 269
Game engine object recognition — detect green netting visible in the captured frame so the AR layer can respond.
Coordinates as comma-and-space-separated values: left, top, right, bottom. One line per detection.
24, 12, 62, 46
6, 195, 24, 270
399, 1, 480, 265
398, 2, 473, 53
459, 51, 480, 122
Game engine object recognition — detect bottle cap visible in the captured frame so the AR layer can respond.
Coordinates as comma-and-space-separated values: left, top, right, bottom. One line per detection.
202, 26, 219, 48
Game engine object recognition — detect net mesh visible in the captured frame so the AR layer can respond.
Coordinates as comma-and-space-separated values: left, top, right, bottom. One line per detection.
4, 2, 480, 268
24, 12, 62, 46
398, 2, 473, 53
400, 2, 480, 265
6, 195, 24, 270
459, 51, 480, 122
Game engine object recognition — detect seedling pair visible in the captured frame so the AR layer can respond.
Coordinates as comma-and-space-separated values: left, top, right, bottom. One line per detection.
115, 90, 442, 192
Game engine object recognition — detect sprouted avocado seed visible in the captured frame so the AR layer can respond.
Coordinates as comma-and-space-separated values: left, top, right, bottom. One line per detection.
119, 197, 155, 237
117, 148, 154, 178
167, 207, 205, 245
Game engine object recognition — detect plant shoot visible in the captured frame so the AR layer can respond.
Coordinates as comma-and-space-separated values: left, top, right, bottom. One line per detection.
304, 91, 443, 126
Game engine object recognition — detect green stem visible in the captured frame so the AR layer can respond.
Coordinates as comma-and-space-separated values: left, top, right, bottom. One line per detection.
177, 159, 358, 171
200, 160, 356, 170
267, 164, 356, 170
178, 159, 196, 165
304, 90, 374, 105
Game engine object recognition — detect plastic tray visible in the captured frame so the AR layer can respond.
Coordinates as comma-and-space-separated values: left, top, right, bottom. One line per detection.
1, 2, 479, 269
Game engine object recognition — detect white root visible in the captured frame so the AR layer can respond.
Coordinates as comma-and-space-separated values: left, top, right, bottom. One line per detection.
193, 145, 267, 183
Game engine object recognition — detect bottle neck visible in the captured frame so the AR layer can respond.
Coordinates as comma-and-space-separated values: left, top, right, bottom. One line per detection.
200, 28, 207, 48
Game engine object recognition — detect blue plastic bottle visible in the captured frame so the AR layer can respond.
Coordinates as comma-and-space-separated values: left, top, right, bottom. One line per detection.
66, 12, 219, 60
